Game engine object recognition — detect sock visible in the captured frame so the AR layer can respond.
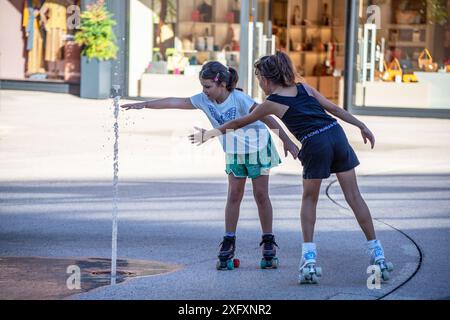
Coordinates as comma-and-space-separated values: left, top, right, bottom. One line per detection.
367, 239, 381, 249
302, 242, 316, 253
225, 232, 236, 238
301, 242, 317, 266
366, 239, 385, 262
262, 233, 274, 237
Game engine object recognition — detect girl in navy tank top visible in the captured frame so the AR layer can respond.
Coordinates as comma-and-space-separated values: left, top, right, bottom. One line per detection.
191, 52, 394, 284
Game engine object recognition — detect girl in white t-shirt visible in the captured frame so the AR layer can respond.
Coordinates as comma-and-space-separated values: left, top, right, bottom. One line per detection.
121, 61, 299, 270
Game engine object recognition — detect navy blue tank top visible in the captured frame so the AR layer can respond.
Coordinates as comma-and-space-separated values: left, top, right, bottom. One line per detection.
267, 83, 337, 141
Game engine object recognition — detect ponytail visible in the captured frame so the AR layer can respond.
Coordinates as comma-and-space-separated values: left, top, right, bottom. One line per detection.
199, 62, 239, 92
254, 51, 297, 87
226, 67, 239, 91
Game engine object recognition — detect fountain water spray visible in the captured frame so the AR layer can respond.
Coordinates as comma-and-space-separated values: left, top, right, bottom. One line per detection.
111, 85, 121, 285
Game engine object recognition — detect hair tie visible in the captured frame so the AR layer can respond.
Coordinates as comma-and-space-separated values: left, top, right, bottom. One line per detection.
214, 72, 220, 82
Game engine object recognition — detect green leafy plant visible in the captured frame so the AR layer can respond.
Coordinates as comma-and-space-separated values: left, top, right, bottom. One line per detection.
75, 0, 118, 60
422, 0, 448, 25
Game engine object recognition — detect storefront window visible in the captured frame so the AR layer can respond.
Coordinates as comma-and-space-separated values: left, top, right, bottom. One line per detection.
283, 0, 347, 105
354, 0, 450, 109
0, 0, 81, 83
127, 0, 347, 101
128, 0, 242, 98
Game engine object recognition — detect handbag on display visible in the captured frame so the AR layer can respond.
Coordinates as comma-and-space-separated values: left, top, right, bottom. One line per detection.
198, 0, 212, 22
146, 50, 168, 74
418, 48, 438, 72
382, 58, 402, 82
192, 10, 200, 22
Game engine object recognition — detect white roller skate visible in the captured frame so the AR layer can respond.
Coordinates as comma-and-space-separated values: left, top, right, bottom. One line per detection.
298, 243, 322, 284
367, 239, 394, 281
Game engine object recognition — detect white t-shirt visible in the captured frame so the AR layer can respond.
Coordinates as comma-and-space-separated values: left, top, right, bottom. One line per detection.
190, 90, 269, 154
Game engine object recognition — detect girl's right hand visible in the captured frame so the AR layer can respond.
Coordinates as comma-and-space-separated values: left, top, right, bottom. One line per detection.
121, 102, 145, 110
361, 125, 375, 149
284, 141, 299, 159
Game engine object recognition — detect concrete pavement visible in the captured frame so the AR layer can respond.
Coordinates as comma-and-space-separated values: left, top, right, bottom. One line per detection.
0, 90, 449, 300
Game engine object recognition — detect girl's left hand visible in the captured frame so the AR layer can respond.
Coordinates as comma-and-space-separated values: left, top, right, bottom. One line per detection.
361, 126, 375, 149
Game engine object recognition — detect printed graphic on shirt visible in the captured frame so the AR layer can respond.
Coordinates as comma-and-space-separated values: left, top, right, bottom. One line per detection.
207, 106, 237, 125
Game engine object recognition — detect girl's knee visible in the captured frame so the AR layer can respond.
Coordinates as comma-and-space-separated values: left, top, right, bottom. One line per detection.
253, 190, 270, 205
302, 192, 319, 204
228, 189, 244, 204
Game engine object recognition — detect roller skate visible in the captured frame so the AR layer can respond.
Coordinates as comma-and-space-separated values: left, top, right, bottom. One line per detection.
216, 235, 240, 270
298, 243, 322, 284
259, 234, 279, 269
367, 239, 393, 281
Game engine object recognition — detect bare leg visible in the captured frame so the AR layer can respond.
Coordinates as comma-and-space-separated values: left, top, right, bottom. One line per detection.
225, 174, 246, 233
336, 169, 376, 241
301, 179, 322, 242
251, 174, 273, 234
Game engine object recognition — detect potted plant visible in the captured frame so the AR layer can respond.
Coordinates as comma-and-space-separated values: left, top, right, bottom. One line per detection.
75, 0, 118, 99
422, 0, 448, 26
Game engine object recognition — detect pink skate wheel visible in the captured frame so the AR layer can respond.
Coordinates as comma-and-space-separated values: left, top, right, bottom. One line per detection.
233, 259, 240, 268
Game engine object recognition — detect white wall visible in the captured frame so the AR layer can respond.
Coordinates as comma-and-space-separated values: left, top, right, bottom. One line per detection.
0, 0, 26, 79
128, 0, 154, 97
140, 74, 203, 98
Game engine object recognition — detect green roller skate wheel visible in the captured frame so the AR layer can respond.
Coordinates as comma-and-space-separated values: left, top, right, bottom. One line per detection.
226, 259, 234, 270
272, 258, 279, 269
260, 258, 279, 269
260, 258, 268, 269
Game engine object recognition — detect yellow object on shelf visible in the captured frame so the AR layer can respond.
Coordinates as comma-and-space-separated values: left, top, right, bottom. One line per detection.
418, 48, 438, 72
382, 58, 402, 82
403, 74, 418, 83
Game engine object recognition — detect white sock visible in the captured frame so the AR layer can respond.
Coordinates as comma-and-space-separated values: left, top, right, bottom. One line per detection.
302, 242, 316, 253
366, 239, 385, 262
367, 239, 378, 247
300, 242, 317, 267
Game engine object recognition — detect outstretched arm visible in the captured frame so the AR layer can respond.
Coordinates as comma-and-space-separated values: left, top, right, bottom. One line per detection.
121, 98, 195, 110
303, 84, 375, 149
189, 101, 278, 145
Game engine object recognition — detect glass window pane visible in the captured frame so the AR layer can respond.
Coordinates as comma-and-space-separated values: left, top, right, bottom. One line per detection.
354, 0, 450, 109
128, 0, 242, 98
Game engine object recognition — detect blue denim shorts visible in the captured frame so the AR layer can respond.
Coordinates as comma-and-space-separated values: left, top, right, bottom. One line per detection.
298, 124, 360, 179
